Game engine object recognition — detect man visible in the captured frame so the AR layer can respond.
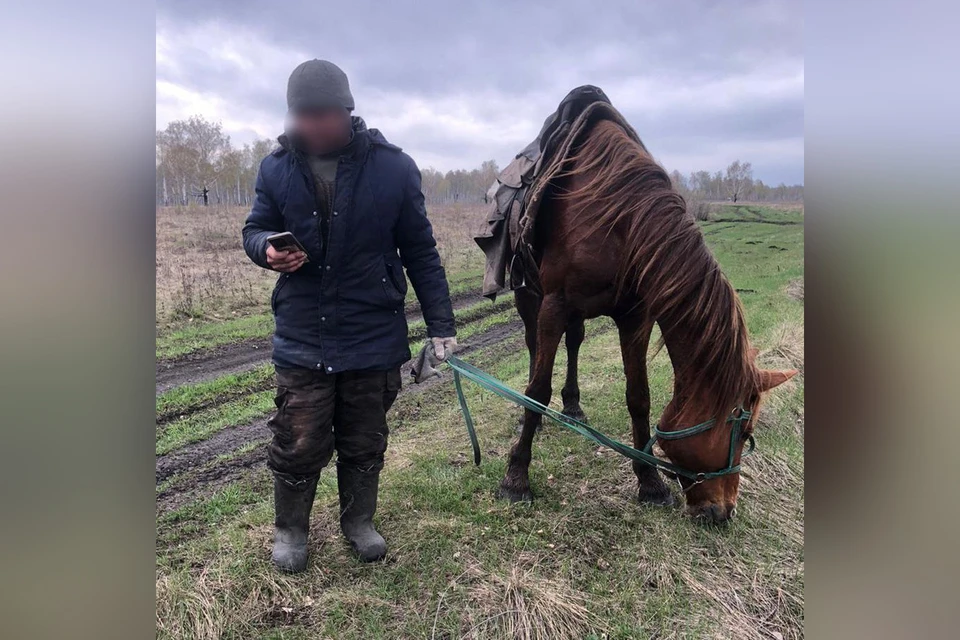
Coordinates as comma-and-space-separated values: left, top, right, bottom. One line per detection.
242, 59, 457, 571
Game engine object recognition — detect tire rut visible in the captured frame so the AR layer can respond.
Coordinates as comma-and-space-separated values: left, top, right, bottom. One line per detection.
156, 339, 271, 395
158, 445, 268, 516
710, 217, 802, 226
156, 290, 485, 395
156, 319, 524, 514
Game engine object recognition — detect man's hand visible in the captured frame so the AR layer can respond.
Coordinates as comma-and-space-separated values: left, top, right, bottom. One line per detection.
266, 245, 307, 273
431, 336, 458, 361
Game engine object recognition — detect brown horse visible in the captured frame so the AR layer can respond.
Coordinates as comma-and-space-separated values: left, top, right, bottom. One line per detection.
500, 119, 796, 523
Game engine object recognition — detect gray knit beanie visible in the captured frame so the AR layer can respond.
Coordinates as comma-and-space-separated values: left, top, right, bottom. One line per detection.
287, 59, 355, 111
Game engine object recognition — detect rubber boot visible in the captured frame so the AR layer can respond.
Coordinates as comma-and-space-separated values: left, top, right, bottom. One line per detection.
337, 463, 387, 562
271, 473, 319, 573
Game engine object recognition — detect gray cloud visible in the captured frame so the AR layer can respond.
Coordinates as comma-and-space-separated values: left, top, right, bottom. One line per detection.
157, 0, 803, 184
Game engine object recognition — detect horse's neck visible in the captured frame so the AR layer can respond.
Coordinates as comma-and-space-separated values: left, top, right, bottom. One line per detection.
658, 316, 701, 394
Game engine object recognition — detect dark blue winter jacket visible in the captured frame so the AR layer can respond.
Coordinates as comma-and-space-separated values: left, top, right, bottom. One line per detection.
242, 119, 455, 373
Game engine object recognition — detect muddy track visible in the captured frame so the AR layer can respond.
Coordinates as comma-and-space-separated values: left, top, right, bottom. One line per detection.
156, 290, 487, 395
157, 444, 268, 516
156, 320, 525, 514
710, 217, 802, 226
156, 339, 271, 395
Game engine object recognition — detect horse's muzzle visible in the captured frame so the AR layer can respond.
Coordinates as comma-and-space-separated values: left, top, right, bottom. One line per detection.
687, 502, 735, 525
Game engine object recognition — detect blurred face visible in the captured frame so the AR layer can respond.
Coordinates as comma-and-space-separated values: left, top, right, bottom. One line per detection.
291, 106, 351, 154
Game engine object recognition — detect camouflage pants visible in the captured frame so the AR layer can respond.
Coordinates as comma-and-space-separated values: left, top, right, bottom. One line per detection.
267, 366, 402, 480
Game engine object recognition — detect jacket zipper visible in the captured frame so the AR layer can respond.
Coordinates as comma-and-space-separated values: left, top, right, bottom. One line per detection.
293, 152, 326, 279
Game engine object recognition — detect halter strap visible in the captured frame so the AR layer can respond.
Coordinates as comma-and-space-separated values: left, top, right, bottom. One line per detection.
647, 407, 755, 483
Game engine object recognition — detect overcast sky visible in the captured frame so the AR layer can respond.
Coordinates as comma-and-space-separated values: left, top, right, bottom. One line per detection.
157, 1, 803, 185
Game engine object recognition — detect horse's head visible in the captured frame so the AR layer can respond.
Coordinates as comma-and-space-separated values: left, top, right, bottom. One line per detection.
656, 365, 797, 524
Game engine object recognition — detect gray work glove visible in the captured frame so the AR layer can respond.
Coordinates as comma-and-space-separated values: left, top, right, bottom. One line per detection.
431, 336, 458, 361
410, 337, 457, 384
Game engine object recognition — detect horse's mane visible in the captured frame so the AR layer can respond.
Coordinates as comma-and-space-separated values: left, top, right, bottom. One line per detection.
555, 119, 758, 418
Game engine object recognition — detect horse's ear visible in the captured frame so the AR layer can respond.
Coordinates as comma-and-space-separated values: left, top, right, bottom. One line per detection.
758, 369, 798, 392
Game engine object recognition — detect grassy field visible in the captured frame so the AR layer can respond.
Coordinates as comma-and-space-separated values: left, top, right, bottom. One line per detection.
156, 203, 804, 639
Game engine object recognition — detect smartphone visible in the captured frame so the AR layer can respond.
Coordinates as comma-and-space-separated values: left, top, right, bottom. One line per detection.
266, 232, 309, 260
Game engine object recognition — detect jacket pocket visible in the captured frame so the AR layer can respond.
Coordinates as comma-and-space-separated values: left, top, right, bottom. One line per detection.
271, 274, 291, 314
273, 385, 289, 410
383, 367, 402, 412
381, 256, 407, 305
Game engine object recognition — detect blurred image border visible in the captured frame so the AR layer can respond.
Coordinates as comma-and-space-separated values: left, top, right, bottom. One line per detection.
1, 1, 958, 638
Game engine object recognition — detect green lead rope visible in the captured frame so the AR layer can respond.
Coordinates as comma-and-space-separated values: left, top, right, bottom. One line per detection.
446, 355, 754, 483
452, 365, 482, 466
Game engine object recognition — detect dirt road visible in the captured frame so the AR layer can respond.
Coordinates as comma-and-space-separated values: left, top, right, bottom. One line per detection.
156, 290, 487, 394
156, 296, 525, 514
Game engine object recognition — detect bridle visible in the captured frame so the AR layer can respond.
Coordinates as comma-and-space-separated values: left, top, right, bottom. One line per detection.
643, 406, 755, 487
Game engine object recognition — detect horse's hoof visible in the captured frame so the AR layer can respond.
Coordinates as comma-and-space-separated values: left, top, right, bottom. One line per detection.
562, 405, 587, 422
638, 485, 676, 507
496, 484, 533, 503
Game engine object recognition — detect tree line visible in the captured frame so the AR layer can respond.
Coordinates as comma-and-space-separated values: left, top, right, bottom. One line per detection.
156, 116, 803, 207
156, 116, 274, 207
668, 160, 803, 204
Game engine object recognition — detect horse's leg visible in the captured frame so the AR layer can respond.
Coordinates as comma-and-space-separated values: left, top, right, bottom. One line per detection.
514, 288, 541, 383
514, 288, 542, 431
498, 293, 566, 503
560, 316, 586, 421
617, 318, 675, 506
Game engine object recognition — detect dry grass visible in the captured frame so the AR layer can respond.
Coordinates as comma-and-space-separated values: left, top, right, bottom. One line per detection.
461, 552, 605, 640
155, 562, 295, 640
760, 321, 805, 377
687, 197, 716, 222
785, 278, 804, 302
156, 203, 486, 325
156, 205, 275, 322
677, 563, 803, 640
749, 201, 804, 215
755, 320, 804, 440
156, 514, 344, 640
157, 529, 604, 640
425, 203, 487, 274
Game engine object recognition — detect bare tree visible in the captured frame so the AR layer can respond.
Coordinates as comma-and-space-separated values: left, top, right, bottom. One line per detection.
155, 116, 232, 206
725, 160, 753, 203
